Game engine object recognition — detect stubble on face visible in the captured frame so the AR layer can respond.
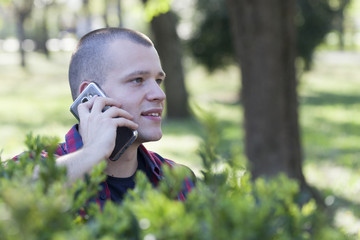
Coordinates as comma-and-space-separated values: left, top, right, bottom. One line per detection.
101, 39, 166, 144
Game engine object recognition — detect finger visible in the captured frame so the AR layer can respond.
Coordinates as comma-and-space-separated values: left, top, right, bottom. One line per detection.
113, 118, 139, 130
91, 97, 122, 113
102, 106, 134, 120
77, 96, 97, 119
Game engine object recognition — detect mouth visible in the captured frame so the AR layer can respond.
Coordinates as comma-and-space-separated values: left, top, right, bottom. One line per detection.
141, 109, 163, 120
144, 112, 160, 117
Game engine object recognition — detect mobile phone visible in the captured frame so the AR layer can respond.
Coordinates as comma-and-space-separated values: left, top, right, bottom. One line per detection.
70, 82, 138, 161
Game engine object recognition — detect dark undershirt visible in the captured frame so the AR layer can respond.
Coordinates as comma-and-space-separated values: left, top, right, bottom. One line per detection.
105, 151, 150, 203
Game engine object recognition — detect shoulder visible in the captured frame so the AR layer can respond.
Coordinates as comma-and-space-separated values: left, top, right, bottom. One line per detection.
11, 125, 78, 161
12, 143, 66, 162
151, 151, 176, 166
149, 150, 197, 186
139, 144, 196, 185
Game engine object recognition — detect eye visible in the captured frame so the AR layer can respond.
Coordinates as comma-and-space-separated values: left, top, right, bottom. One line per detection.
156, 78, 163, 85
132, 77, 143, 84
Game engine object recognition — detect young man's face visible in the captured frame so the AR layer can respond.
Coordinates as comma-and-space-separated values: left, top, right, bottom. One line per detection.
101, 39, 166, 143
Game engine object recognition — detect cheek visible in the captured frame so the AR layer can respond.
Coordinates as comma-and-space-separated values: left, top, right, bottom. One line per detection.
121, 101, 140, 118
106, 88, 144, 117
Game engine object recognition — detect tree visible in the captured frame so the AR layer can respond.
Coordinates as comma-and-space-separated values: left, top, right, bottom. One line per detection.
188, 0, 350, 72
225, 0, 311, 194
81, 0, 92, 34
328, 0, 351, 50
34, 0, 56, 58
149, 11, 190, 119
102, 0, 123, 27
297, 0, 336, 70
142, 0, 190, 119
187, 0, 234, 72
12, 0, 34, 67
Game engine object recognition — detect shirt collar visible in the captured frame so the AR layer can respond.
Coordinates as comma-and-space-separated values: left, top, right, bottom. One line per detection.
139, 145, 163, 180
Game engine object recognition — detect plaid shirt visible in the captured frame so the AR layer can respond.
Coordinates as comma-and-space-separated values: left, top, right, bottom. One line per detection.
55, 125, 195, 209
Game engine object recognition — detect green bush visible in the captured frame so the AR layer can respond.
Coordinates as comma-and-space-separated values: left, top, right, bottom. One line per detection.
0, 128, 352, 239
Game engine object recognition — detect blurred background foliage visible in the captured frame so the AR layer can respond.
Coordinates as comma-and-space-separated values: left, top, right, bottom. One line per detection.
0, 0, 359, 237
0, 124, 352, 239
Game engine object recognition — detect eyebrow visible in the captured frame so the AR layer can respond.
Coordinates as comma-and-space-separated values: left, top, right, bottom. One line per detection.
124, 70, 166, 79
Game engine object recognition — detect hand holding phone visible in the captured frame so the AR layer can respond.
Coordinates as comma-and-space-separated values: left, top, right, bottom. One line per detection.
70, 82, 138, 161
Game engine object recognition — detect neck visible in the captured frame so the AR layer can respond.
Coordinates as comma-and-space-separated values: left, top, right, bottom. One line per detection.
104, 144, 140, 178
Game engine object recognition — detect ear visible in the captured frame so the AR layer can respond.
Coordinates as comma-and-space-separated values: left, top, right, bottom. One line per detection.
79, 81, 91, 94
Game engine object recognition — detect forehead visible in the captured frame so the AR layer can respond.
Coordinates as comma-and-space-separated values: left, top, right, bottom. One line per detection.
106, 39, 161, 67
106, 39, 157, 58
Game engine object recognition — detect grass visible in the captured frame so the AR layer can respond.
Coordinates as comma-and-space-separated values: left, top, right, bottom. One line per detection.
0, 50, 360, 235
0, 52, 74, 159
299, 51, 360, 234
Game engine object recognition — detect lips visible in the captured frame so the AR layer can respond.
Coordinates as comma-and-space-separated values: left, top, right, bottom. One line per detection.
141, 108, 163, 119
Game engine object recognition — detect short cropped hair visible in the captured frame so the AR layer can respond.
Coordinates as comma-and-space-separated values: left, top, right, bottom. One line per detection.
68, 27, 154, 100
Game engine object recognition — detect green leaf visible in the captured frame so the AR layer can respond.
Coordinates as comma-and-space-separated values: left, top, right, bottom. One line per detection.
143, 0, 172, 22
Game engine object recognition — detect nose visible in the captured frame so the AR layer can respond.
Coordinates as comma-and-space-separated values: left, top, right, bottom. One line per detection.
147, 79, 166, 102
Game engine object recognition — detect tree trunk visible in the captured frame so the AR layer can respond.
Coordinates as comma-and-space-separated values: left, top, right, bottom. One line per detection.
117, 0, 123, 27
150, 11, 190, 119
103, 0, 109, 27
39, 4, 50, 58
82, 0, 92, 32
226, 0, 307, 187
338, 10, 345, 51
13, 0, 34, 68
337, 0, 350, 51
16, 13, 26, 67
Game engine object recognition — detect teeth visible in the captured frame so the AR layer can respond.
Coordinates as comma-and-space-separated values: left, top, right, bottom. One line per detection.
148, 113, 159, 117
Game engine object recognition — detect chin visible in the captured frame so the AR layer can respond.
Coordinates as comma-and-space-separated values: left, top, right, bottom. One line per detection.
137, 131, 162, 143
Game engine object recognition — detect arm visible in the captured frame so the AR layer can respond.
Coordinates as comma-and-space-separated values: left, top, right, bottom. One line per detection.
57, 96, 138, 183
56, 145, 106, 183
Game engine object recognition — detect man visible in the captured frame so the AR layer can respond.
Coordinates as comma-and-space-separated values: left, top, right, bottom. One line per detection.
39, 28, 194, 206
